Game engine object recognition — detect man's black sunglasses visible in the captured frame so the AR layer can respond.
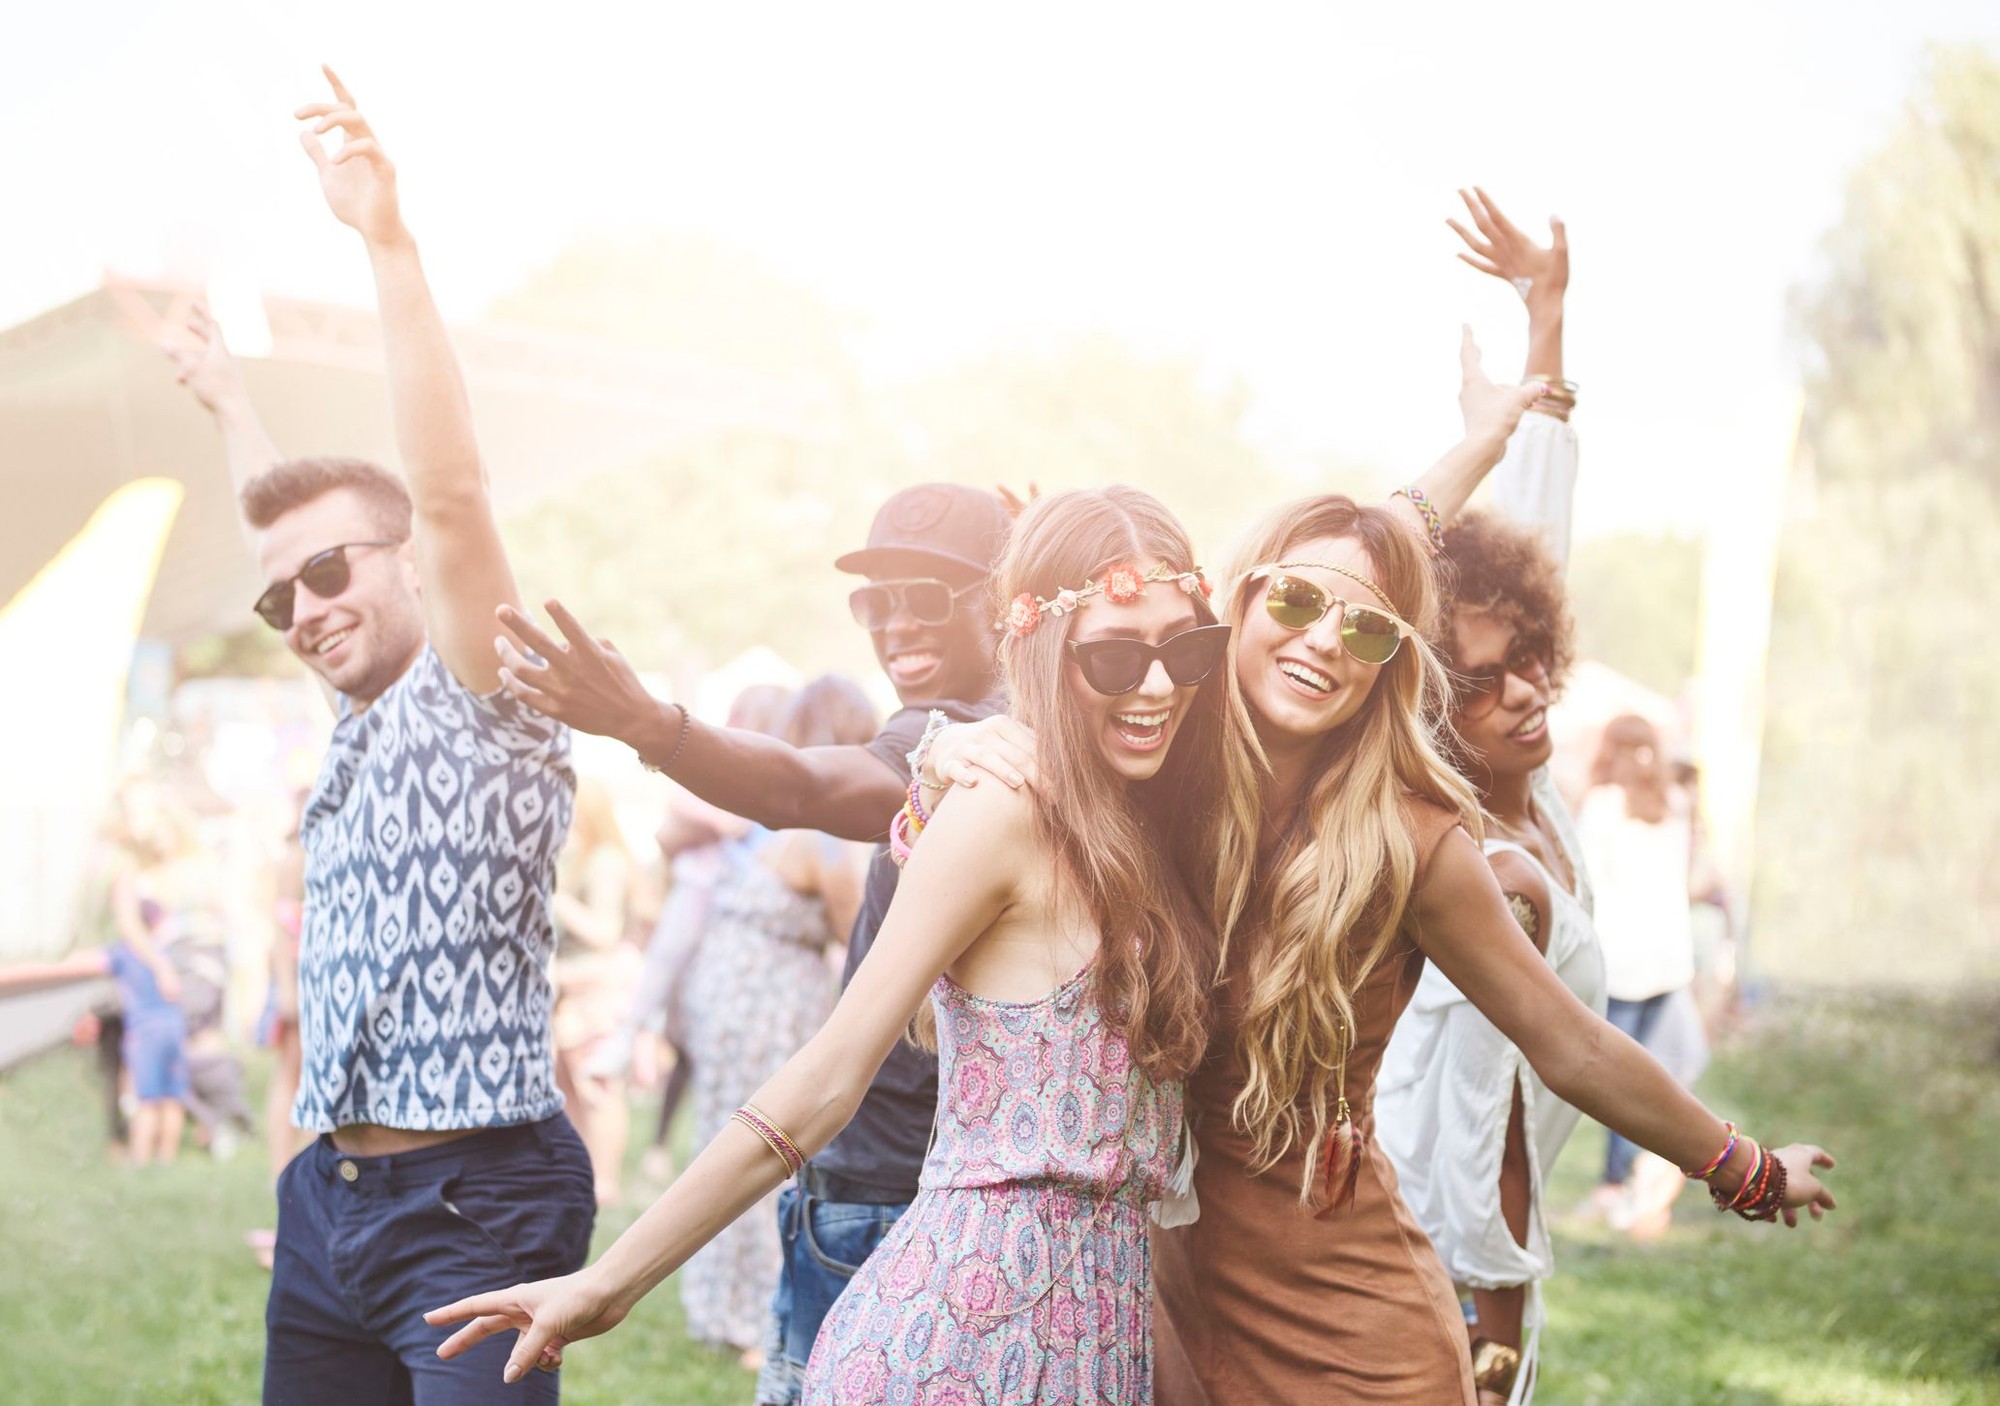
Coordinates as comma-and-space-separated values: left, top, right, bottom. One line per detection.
1066, 624, 1233, 697
848, 578, 986, 632
1453, 635, 1553, 719
252, 540, 403, 631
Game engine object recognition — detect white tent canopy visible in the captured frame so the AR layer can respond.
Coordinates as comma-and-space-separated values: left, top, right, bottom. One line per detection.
0, 278, 833, 642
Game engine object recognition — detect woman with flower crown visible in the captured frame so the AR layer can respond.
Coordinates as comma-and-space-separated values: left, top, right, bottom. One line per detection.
427, 485, 1236, 1404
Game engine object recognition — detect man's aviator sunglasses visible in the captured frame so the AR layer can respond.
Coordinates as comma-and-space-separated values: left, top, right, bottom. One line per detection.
1067, 624, 1233, 698
848, 578, 985, 632
1248, 564, 1416, 666
253, 540, 403, 631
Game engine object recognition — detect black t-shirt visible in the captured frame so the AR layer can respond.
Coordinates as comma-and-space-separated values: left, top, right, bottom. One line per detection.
812, 692, 1006, 1197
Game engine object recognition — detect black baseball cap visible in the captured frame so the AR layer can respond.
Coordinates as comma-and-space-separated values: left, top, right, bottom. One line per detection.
835, 483, 1012, 585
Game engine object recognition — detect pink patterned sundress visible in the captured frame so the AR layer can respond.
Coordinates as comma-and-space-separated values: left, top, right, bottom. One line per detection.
803, 961, 1184, 1405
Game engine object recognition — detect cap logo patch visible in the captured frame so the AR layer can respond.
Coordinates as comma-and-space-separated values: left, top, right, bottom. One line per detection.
888, 488, 952, 534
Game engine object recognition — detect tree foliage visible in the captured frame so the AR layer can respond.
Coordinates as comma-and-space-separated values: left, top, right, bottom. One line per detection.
493, 235, 1283, 683
1566, 531, 1702, 698
1756, 45, 2000, 987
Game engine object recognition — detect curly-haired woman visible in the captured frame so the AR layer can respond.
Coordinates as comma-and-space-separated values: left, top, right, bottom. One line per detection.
1374, 192, 1599, 1404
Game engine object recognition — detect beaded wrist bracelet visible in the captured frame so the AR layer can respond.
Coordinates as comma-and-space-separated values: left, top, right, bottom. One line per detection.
888, 779, 931, 869
1710, 1139, 1789, 1221
636, 701, 693, 776
1393, 485, 1447, 556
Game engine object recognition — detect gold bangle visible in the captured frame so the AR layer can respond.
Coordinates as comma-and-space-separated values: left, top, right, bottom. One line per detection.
731, 1105, 804, 1177
1471, 1337, 1523, 1396
731, 1112, 793, 1177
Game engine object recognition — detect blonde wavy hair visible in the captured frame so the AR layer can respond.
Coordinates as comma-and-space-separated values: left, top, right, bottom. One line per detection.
1206, 495, 1483, 1200
974, 484, 1229, 1082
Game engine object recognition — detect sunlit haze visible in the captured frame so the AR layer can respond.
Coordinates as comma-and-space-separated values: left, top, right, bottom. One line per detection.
9, 0, 1999, 536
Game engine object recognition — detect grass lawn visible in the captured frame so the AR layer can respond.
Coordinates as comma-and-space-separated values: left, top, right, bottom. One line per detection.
1, 992, 1995, 1405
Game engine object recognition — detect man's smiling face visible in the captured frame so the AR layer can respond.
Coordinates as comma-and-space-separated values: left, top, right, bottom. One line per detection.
864, 572, 995, 707
254, 486, 425, 704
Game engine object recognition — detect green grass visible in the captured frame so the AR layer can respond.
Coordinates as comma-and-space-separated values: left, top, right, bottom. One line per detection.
0, 1054, 752, 1406
1536, 993, 2000, 1406
1, 993, 1995, 1404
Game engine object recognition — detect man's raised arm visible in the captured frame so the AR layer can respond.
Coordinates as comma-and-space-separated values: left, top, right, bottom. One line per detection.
295, 66, 520, 695
493, 600, 912, 843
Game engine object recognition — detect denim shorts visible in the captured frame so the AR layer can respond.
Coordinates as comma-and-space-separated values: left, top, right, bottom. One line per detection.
263, 1116, 595, 1405
123, 1017, 189, 1101
753, 1178, 910, 1405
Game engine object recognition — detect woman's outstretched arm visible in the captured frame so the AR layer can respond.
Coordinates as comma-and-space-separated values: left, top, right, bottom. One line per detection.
424, 779, 1032, 1384
1412, 829, 1835, 1219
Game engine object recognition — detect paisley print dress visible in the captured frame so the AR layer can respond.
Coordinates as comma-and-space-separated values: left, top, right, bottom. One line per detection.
805, 962, 1182, 1405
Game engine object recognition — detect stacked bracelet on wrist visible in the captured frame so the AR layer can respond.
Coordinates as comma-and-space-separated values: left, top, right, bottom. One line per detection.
1393, 485, 1447, 556
1525, 373, 1579, 423
888, 777, 931, 868
1692, 1131, 1789, 1222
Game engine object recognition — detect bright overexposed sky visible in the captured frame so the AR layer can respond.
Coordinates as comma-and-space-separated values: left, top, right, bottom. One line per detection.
9, 0, 1999, 537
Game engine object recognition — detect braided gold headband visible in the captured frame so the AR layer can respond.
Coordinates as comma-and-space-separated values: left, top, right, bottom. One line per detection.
1258, 560, 1396, 611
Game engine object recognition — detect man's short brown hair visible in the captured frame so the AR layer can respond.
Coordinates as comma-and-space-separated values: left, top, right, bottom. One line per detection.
241, 457, 413, 539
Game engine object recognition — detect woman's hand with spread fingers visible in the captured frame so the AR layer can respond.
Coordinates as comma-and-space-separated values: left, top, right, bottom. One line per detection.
925, 715, 1041, 792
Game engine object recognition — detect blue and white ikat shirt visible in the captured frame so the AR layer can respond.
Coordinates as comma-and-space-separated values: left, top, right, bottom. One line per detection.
294, 646, 574, 1133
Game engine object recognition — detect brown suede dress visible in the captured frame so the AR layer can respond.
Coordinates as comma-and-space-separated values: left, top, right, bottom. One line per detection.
1153, 801, 1477, 1405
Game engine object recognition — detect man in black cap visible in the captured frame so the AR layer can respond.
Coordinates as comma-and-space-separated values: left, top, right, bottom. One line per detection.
490, 482, 1011, 1403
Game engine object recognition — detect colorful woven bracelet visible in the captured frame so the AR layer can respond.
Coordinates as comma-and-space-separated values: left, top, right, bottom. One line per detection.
1685, 1122, 1739, 1181
1393, 485, 1447, 556
1716, 1140, 1765, 1212
905, 708, 953, 785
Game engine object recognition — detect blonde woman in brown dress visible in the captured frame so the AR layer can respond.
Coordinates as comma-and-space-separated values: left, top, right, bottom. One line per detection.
929, 491, 1840, 1403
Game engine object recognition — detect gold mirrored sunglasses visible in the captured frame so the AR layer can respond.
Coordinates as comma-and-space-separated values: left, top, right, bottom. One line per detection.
1243, 562, 1416, 666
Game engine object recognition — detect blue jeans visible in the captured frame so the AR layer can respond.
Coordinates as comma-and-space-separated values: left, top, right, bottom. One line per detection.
1604, 994, 1673, 1184
753, 1177, 910, 1405
263, 1117, 596, 1404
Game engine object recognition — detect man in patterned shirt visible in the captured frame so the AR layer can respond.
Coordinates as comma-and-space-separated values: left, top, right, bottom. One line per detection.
167, 69, 591, 1403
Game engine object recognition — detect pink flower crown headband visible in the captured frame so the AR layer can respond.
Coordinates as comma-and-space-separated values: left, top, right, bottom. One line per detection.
1002, 561, 1215, 637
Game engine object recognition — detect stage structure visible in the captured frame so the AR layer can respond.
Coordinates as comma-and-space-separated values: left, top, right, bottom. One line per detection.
0, 279, 833, 969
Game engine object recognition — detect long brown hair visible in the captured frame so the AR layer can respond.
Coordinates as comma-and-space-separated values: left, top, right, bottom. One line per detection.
1208, 495, 1482, 1198
989, 485, 1228, 1083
